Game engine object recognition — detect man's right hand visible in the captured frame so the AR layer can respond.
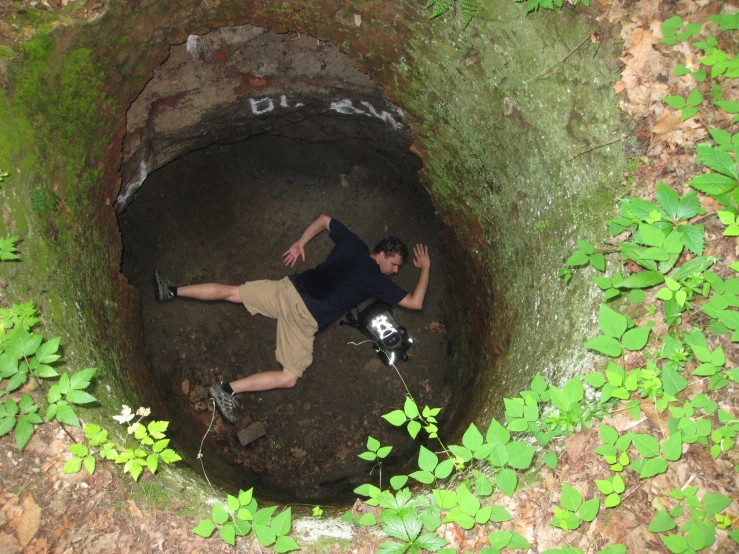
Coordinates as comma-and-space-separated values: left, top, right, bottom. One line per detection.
282, 214, 332, 268
282, 243, 305, 267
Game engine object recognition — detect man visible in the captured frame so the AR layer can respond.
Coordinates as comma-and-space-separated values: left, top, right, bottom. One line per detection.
153, 214, 430, 423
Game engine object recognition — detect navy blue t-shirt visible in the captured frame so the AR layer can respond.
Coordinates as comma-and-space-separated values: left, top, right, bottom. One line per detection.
289, 219, 408, 331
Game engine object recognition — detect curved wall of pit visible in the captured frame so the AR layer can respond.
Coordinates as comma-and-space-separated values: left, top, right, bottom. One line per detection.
0, 0, 626, 504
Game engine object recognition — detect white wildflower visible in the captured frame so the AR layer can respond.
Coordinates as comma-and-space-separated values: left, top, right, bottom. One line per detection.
113, 405, 134, 424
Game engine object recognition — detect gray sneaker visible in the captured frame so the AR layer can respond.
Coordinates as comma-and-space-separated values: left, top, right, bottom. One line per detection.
210, 382, 238, 423
153, 270, 176, 301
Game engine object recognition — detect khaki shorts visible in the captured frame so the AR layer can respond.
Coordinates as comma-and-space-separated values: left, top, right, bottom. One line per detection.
238, 277, 318, 377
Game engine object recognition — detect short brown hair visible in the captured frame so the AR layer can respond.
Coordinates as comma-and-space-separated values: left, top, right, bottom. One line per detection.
373, 237, 408, 264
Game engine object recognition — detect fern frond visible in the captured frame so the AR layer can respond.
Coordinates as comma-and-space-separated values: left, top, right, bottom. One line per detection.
429, 0, 452, 19
0, 236, 20, 261
461, 0, 478, 28
30, 187, 60, 214
31, 187, 46, 214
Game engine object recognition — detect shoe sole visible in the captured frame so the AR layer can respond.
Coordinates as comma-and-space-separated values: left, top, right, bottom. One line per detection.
209, 386, 237, 424
153, 271, 173, 302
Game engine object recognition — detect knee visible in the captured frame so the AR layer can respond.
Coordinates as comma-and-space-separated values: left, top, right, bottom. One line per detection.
227, 286, 242, 303
282, 371, 299, 388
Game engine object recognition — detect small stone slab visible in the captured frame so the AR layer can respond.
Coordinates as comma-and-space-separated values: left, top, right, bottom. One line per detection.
237, 422, 267, 446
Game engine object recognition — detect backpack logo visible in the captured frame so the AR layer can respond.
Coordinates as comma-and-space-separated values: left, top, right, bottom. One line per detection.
341, 301, 413, 365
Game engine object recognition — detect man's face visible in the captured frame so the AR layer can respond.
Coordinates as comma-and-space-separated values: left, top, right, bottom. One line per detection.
377, 252, 404, 275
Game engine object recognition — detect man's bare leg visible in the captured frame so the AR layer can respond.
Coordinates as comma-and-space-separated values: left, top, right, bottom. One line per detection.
230, 369, 299, 393
177, 284, 242, 303
210, 369, 298, 423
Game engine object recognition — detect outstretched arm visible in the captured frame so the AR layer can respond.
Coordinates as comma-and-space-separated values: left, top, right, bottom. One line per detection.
398, 244, 430, 310
282, 214, 332, 267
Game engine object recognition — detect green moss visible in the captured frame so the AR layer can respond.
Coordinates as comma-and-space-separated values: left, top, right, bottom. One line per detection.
5, 6, 59, 36
13, 40, 108, 177
0, 27, 128, 425
299, 536, 353, 553
393, 1, 627, 428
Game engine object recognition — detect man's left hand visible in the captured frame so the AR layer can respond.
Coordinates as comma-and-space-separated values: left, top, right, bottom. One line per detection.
412, 244, 430, 270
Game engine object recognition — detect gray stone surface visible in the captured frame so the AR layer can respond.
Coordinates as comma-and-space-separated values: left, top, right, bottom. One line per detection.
237, 422, 267, 446
118, 24, 406, 211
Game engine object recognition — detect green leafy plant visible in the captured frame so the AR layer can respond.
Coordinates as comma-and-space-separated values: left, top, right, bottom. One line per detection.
584, 304, 654, 358
595, 473, 626, 508
648, 486, 734, 553
683, 329, 732, 388
563, 239, 606, 274
612, 183, 704, 273
435, 483, 514, 530
696, 43, 739, 80
347, 486, 448, 552
592, 273, 625, 301
0, 302, 39, 339
663, 88, 703, 121
688, 143, 739, 211
549, 482, 600, 531
707, 127, 739, 157
65, 406, 182, 480
673, 64, 707, 83
0, 392, 43, 450
710, 408, 738, 460
193, 488, 299, 551
516, 0, 590, 14
359, 435, 393, 463
484, 529, 531, 552
594, 422, 632, 472
409, 445, 456, 485
660, 16, 702, 45
382, 397, 441, 440
45, 367, 98, 428
0, 302, 98, 449
716, 210, 739, 236
707, 12, 739, 32
504, 373, 615, 444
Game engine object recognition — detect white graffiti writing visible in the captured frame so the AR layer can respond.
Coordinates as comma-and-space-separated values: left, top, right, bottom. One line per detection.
245, 96, 403, 130
249, 95, 305, 114
280, 95, 304, 108
116, 159, 148, 212
249, 97, 274, 114
370, 315, 398, 340
329, 99, 403, 130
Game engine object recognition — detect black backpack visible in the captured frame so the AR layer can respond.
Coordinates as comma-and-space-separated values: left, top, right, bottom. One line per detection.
340, 300, 413, 365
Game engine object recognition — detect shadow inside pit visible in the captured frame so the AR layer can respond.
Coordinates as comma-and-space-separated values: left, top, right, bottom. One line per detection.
119, 131, 458, 503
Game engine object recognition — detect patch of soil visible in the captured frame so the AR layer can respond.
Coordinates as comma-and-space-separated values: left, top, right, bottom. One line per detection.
118, 132, 457, 502
0, 422, 304, 553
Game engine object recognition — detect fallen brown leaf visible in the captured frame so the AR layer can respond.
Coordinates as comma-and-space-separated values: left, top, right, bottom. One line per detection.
15, 494, 41, 547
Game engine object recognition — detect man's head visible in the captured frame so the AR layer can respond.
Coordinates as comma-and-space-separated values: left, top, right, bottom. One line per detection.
372, 237, 408, 275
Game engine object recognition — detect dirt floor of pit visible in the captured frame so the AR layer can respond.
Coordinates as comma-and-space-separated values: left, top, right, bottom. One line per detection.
118, 133, 458, 502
